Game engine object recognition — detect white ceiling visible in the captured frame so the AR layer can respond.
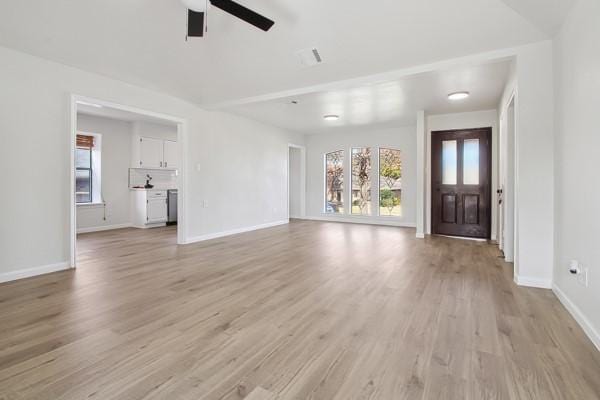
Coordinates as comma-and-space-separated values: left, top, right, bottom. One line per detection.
499, 0, 577, 35
227, 60, 512, 134
0, 0, 571, 106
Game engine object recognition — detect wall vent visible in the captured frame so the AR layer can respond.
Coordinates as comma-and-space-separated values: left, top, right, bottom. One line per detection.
295, 48, 323, 67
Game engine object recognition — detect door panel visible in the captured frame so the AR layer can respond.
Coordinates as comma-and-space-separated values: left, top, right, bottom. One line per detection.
441, 194, 457, 223
147, 198, 167, 223
432, 128, 491, 238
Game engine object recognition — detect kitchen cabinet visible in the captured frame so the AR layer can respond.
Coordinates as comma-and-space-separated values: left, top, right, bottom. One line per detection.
139, 137, 163, 168
131, 189, 168, 228
163, 140, 178, 169
133, 136, 178, 170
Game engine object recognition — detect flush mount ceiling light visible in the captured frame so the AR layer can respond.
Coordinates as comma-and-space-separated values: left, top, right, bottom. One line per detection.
323, 115, 340, 121
448, 91, 470, 101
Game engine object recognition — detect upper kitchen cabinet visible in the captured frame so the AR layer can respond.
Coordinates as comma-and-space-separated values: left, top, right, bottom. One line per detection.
163, 140, 178, 169
138, 137, 163, 168
132, 136, 178, 170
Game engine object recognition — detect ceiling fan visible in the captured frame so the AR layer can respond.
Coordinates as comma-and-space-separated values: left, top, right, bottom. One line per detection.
181, 0, 275, 38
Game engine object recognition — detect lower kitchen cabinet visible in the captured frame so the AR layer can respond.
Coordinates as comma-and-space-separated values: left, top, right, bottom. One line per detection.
131, 189, 168, 228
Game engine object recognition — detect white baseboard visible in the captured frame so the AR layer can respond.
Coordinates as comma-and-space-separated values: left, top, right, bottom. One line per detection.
553, 284, 600, 352
0, 261, 71, 284
184, 220, 289, 244
514, 275, 552, 289
416, 232, 425, 239
77, 223, 132, 234
299, 215, 417, 228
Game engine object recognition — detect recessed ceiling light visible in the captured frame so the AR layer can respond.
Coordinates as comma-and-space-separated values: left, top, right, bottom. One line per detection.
323, 114, 340, 121
448, 92, 470, 101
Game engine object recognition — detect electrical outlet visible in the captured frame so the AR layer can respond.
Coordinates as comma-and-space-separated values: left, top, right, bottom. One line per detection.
202, 200, 208, 208
577, 267, 589, 287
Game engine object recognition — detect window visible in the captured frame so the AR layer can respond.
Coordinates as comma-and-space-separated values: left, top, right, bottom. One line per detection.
351, 148, 372, 215
75, 134, 100, 204
442, 140, 457, 185
463, 138, 480, 185
76, 146, 93, 203
379, 148, 402, 216
325, 150, 344, 213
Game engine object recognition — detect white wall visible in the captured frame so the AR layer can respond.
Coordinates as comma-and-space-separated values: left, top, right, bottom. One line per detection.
76, 114, 132, 231
426, 110, 499, 239
499, 41, 555, 288
132, 120, 177, 141
0, 45, 303, 281
289, 147, 302, 218
553, 0, 600, 349
305, 127, 416, 227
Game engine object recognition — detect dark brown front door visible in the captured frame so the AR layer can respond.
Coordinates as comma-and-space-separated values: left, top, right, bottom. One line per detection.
431, 128, 491, 239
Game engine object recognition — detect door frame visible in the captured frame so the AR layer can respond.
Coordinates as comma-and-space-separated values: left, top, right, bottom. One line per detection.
69, 94, 188, 268
430, 127, 493, 239
499, 91, 517, 264
287, 143, 306, 219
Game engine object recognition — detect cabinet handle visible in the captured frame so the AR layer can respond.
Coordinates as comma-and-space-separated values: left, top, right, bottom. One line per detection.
160, 161, 163, 167
165, 162, 168, 167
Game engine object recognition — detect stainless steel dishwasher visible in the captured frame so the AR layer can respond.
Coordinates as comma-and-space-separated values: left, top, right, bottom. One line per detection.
167, 189, 178, 225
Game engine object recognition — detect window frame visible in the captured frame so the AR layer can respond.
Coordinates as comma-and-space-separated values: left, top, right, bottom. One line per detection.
350, 147, 372, 216
324, 150, 345, 214
378, 147, 402, 217
75, 146, 93, 204
322, 146, 402, 219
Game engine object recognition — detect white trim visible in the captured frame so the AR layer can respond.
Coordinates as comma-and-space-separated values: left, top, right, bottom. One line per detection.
301, 215, 416, 228
553, 284, 600, 352
416, 110, 426, 238
0, 262, 70, 284
514, 275, 552, 289
76, 202, 105, 208
287, 144, 306, 219
184, 220, 289, 244
77, 223, 133, 234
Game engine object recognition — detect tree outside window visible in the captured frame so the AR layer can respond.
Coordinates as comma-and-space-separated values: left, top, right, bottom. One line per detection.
325, 150, 344, 213
351, 148, 371, 215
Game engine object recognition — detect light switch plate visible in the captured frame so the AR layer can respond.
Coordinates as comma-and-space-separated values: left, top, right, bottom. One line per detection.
578, 267, 589, 287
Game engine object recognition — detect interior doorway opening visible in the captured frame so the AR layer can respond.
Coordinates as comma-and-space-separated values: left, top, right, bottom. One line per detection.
69, 96, 187, 268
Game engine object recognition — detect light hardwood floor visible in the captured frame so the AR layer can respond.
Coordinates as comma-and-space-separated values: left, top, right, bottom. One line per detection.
1, 220, 599, 399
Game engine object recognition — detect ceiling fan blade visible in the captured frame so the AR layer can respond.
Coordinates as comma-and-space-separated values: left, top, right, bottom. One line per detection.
209, 0, 274, 31
187, 9, 205, 37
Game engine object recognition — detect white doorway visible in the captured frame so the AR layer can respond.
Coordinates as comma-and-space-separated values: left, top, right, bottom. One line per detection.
288, 144, 306, 219
69, 95, 188, 268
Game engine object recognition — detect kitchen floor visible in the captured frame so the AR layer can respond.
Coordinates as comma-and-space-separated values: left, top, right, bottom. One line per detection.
1, 221, 599, 399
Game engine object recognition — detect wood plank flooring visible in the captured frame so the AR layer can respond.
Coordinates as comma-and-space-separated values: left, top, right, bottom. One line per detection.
1, 220, 599, 399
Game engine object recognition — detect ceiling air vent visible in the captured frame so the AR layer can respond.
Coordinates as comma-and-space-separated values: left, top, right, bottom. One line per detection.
295, 48, 323, 67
